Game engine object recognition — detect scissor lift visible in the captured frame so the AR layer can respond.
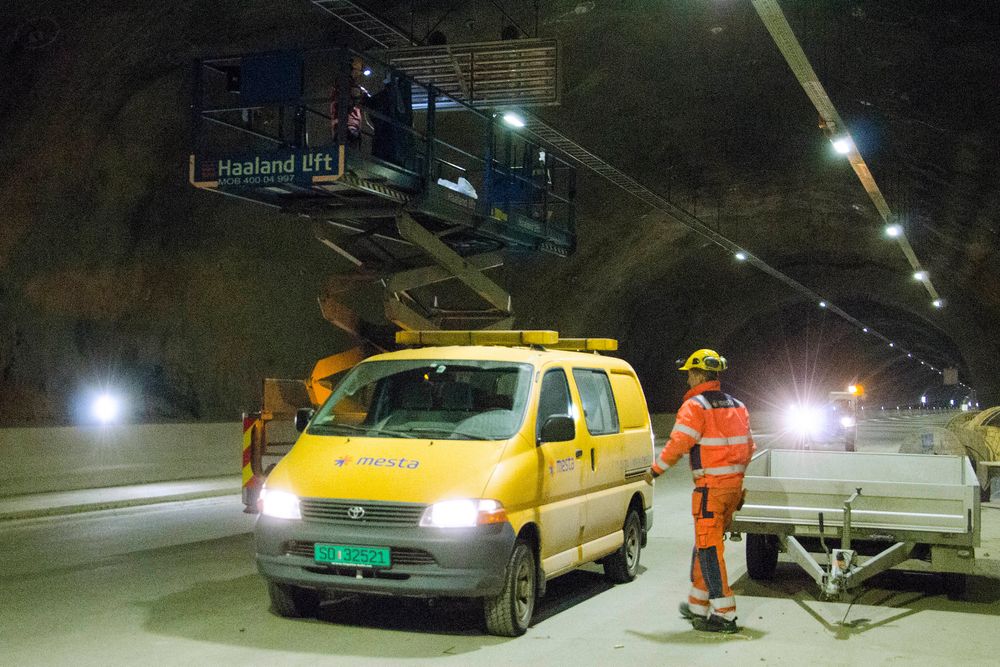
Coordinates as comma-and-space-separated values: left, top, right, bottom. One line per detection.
189, 47, 576, 508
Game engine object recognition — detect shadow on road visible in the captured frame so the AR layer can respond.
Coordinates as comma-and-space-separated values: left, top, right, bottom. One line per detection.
732, 562, 1000, 639
142, 557, 629, 657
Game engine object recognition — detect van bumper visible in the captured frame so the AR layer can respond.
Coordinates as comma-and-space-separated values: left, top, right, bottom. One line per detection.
255, 516, 516, 598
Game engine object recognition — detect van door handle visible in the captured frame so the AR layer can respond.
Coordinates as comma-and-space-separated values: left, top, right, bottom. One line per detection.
575, 449, 583, 458
590, 448, 595, 471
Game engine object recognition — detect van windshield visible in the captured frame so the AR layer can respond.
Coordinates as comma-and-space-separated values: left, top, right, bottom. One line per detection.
310, 359, 534, 440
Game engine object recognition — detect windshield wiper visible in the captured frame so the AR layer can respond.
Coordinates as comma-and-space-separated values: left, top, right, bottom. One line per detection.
310, 422, 417, 438
397, 426, 491, 440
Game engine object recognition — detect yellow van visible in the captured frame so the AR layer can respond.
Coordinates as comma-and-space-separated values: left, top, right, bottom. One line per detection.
255, 330, 654, 636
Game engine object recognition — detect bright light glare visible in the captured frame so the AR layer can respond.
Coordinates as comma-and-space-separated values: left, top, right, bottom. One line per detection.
913, 270, 928, 281
92, 394, 120, 424
363, 68, 372, 76
885, 224, 903, 238
420, 499, 504, 528
921, 396, 927, 404
819, 301, 827, 308
502, 112, 526, 128
932, 299, 944, 308
260, 489, 301, 520
786, 405, 824, 436
832, 137, 851, 154
735, 251, 748, 261
839, 416, 856, 429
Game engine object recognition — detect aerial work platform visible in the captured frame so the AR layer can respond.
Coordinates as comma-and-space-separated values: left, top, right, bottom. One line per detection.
189, 47, 576, 263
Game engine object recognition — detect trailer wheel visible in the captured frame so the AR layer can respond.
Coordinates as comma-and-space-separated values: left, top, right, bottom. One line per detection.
745, 533, 779, 580
943, 573, 967, 601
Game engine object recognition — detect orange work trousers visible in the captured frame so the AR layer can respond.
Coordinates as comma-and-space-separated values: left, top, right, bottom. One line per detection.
687, 485, 743, 621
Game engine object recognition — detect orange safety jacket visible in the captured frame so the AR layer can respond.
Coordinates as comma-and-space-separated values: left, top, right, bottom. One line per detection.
651, 380, 754, 488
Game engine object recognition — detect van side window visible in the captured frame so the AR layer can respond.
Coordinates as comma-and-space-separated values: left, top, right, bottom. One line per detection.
537, 369, 571, 438
573, 369, 620, 435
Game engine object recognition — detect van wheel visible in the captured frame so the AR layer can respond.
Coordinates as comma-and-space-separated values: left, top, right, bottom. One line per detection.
604, 509, 642, 583
267, 581, 321, 618
484, 540, 535, 636
746, 534, 779, 580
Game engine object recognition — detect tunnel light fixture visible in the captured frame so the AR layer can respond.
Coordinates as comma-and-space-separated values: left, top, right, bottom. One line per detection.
363, 68, 372, 77
888, 342, 895, 347
932, 298, 944, 308
831, 137, 852, 154
907, 353, 913, 358
501, 112, 526, 128
734, 251, 748, 261
885, 223, 903, 238
913, 270, 928, 281
862, 327, 868, 333
818, 301, 827, 308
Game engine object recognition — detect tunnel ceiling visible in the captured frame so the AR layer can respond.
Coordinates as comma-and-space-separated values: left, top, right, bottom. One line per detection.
1, 0, 998, 425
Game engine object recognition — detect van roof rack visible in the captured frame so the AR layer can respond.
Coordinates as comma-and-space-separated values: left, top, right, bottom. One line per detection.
395, 330, 618, 352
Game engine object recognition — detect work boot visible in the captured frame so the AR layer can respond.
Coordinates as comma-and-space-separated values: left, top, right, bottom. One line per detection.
691, 614, 739, 634
678, 602, 703, 620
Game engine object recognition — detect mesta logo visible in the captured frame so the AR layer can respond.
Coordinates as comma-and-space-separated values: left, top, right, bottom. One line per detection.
332, 454, 420, 469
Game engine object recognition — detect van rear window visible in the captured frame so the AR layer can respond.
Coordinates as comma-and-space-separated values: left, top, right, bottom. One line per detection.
609, 372, 649, 429
310, 360, 533, 441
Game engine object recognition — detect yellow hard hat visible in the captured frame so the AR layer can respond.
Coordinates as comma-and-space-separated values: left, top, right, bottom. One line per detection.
677, 348, 727, 372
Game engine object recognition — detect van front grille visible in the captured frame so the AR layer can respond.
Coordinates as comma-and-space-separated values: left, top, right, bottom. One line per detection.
299, 498, 427, 526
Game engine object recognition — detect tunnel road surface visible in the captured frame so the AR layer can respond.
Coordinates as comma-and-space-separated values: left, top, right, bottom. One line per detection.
2, 411, 999, 666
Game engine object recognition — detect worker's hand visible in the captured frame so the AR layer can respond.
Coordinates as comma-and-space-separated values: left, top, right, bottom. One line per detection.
643, 469, 656, 486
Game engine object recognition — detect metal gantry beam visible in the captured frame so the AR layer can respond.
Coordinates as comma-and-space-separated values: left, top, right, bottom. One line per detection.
750, 0, 942, 303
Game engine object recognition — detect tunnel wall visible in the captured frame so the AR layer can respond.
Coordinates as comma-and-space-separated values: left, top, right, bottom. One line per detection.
0, 423, 237, 497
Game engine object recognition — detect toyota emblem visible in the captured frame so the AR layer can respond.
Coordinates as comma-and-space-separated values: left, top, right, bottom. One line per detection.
346, 506, 366, 520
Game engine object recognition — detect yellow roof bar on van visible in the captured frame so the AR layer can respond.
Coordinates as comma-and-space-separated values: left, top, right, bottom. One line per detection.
548, 338, 619, 352
396, 330, 558, 347
395, 330, 618, 351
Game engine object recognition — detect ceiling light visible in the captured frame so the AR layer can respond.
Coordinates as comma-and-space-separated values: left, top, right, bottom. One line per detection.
862, 327, 868, 333
734, 251, 747, 261
932, 298, 944, 308
831, 137, 851, 154
889, 342, 894, 347
818, 301, 827, 308
913, 270, 928, 281
502, 112, 526, 128
885, 224, 902, 238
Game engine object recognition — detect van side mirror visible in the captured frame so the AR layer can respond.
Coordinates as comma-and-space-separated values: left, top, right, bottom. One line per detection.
538, 415, 575, 444
294, 408, 315, 433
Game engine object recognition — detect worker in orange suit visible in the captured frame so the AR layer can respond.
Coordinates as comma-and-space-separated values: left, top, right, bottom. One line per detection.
644, 348, 755, 633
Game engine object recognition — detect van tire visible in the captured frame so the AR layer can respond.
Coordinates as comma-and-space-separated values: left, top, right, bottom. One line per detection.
484, 540, 535, 636
604, 510, 642, 583
267, 581, 321, 618
745, 533, 779, 580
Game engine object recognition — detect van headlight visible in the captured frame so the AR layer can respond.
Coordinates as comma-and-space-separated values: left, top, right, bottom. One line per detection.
260, 488, 301, 520
419, 499, 507, 528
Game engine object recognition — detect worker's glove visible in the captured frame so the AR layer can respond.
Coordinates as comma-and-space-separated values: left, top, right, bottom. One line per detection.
643, 469, 656, 486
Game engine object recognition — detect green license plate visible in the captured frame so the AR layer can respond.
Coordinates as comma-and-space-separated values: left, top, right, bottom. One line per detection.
314, 543, 391, 568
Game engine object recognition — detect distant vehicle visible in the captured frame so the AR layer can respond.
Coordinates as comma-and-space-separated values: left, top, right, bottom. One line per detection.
786, 385, 862, 452
254, 330, 654, 637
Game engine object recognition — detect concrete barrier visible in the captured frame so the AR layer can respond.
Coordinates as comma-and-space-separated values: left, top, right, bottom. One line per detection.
0, 423, 238, 497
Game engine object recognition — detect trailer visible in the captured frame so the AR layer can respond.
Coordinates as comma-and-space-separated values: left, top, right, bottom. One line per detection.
731, 449, 995, 600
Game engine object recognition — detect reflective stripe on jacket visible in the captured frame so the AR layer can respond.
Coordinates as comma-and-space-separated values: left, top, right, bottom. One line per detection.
652, 380, 755, 488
